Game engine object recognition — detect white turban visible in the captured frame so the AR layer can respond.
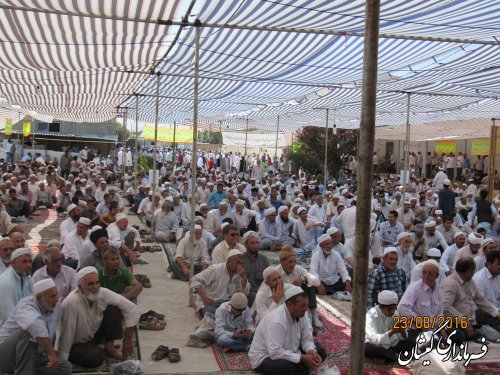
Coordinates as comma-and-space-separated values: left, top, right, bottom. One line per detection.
297, 207, 306, 215
397, 232, 411, 242
468, 233, 483, 245
327, 227, 339, 236
116, 213, 128, 222
383, 247, 398, 256
77, 266, 98, 282
424, 220, 436, 228
264, 207, 276, 216
262, 266, 277, 281
79, 217, 91, 226
378, 290, 398, 305
317, 234, 331, 245
278, 206, 288, 214
242, 231, 258, 243
11, 247, 33, 261
33, 279, 56, 295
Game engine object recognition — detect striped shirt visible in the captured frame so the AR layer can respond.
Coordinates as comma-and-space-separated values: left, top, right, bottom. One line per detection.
367, 265, 407, 308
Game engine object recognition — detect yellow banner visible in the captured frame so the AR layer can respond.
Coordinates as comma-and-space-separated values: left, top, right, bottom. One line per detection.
142, 126, 193, 143
471, 139, 490, 156
23, 121, 31, 137
4, 118, 12, 136
434, 140, 456, 155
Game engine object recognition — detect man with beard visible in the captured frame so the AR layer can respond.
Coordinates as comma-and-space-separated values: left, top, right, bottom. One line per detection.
80, 227, 124, 269
61, 217, 90, 269
58, 267, 138, 368
395, 232, 416, 284
423, 220, 448, 251
259, 207, 282, 251
0, 279, 72, 375
242, 231, 269, 307
453, 232, 483, 268
440, 231, 466, 276
254, 266, 294, 323
276, 206, 296, 246
0, 247, 33, 326
5, 188, 30, 220
0, 237, 14, 274
59, 204, 81, 244
153, 201, 179, 243
107, 213, 140, 265
172, 225, 210, 281
249, 286, 326, 375
205, 200, 230, 235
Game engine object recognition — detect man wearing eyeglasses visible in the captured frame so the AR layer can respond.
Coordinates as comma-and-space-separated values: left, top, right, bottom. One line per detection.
212, 224, 246, 264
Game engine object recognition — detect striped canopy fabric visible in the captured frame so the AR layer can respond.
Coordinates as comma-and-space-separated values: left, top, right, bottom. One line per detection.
0, 0, 499, 133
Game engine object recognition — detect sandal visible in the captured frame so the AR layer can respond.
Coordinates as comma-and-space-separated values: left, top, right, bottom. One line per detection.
146, 246, 154, 253
151, 345, 169, 361
167, 348, 181, 363
132, 224, 140, 230
142, 276, 152, 288
152, 245, 162, 252
139, 316, 166, 330
140, 310, 165, 322
139, 246, 146, 253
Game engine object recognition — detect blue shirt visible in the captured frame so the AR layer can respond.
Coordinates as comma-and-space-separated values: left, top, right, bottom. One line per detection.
206, 191, 226, 209
0, 267, 33, 327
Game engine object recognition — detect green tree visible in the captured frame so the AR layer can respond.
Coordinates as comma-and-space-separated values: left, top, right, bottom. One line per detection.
285, 126, 358, 178
197, 130, 222, 144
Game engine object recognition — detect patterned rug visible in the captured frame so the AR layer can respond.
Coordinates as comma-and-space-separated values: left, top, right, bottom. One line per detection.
25, 208, 63, 253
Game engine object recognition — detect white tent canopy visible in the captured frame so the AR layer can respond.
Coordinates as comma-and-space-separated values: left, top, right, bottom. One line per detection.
0, 0, 498, 131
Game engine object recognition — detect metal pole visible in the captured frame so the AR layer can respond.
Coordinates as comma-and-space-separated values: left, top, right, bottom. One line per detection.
123, 107, 128, 176
324, 108, 329, 184
189, 22, 201, 306
488, 118, 498, 195
275, 115, 280, 160
244, 118, 249, 158
152, 74, 160, 197
134, 94, 139, 175
208, 123, 212, 146
219, 121, 223, 155
172, 120, 177, 164
351, 1, 380, 374
402, 93, 411, 196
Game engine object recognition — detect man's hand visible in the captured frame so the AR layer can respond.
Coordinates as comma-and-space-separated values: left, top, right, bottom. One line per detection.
47, 351, 58, 368
202, 295, 215, 305
301, 351, 322, 370
182, 266, 190, 276
292, 276, 303, 286
317, 283, 326, 295
236, 265, 247, 280
465, 321, 474, 336
122, 335, 134, 359
344, 281, 353, 293
271, 280, 285, 303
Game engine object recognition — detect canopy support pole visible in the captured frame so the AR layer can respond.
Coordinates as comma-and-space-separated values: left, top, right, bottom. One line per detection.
488, 118, 498, 196
151, 74, 160, 197
402, 93, 411, 196
351, 2, 380, 375
172, 121, 177, 163
134, 94, 139, 175
219, 121, 223, 156
209, 123, 212, 146
123, 107, 128, 177
324, 109, 329, 182
244, 118, 249, 160
275, 115, 280, 161
189, 22, 201, 307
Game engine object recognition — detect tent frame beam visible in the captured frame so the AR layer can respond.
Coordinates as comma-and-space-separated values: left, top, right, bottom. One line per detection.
0, 4, 496, 45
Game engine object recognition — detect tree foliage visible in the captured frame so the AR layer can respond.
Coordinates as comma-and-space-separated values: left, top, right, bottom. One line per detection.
197, 130, 222, 144
285, 126, 359, 177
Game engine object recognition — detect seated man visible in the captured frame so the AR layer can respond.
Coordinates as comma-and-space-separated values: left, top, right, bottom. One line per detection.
215, 292, 255, 353
79, 228, 125, 269
58, 267, 139, 368
98, 247, 143, 302
310, 234, 352, 298
367, 247, 407, 308
153, 201, 179, 243
410, 248, 446, 285
172, 225, 210, 281
35, 181, 54, 209
254, 266, 294, 323
61, 217, 90, 269
440, 231, 466, 276
453, 232, 483, 267
191, 249, 249, 316
249, 286, 327, 375
259, 207, 282, 251
0, 237, 14, 274
231, 199, 258, 235
277, 245, 322, 328
59, 204, 80, 244
276, 206, 296, 246
32, 247, 77, 301
399, 260, 465, 344
443, 257, 500, 338
5, 188, 30, 220
292, 207, 324, 252
474, 238, 497, 271
0, 247, 33, 326
365, 290, 414, 363
242, 231, 269, 307
395, 232, 416, 284
211, 224, 246, 264
473, 250, 500, 310
107, 213, 140, 265
0, 279, 72, 375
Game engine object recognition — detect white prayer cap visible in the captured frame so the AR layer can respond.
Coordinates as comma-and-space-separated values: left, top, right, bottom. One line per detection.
295, 197, 303, 203
77, 266, 98, 282
219, 200, 228, 206
46, 239, 60, 247
78, 217, 91, 226
264, 207, 276, 216
285, 285, 305, 301
424, 220, 436, 228
235, 199, 245, 206
116, 213, 128, 222
383, 247, 398, 256
377, 290, 398, 305
481, 238, 495, 248
341, 189, 349, 195
262, 266, 277, 281
34, 279, 56, 295
327, 227, 339, 236
200, 203, 208, 208
397, 232, 411, 241
67, 204, 77, 213
221, 222, 230, 230
11, 247, 33, 261
424, 259, 441, 273
434, 210, 443, 215
194, 216, 204, 222
194, 224, 202, 231
427, 248, 441, 258
90, 225, 103, 234
332, 194, 340, 199
468, 232, 483, 245
230, 292, 248, 309
242, 230, 258, 243
227, 249, 243, 259
454, 231, 465, 239
297, 207, 306, 215
278, 206, 288, 214
443, 179, 451, 186
317, 234, 331, 245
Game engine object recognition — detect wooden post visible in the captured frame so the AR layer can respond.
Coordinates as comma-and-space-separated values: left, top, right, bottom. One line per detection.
324, 109, 329, 182
172, 120, 177, 163
134, 94, 139, 175
402, 93, 411, 196
350, 1, 380, 375
488, 118, 498, 195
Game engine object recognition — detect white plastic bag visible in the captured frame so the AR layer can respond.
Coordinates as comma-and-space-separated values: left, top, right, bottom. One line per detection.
316, 363, 341, 375
109, 359, 143, 375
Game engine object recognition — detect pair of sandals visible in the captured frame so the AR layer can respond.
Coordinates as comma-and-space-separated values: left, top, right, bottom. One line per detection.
135, 274, 152, 288
139, 316, 166, 330
141, 245, 162, 253
151, 345, 181, 362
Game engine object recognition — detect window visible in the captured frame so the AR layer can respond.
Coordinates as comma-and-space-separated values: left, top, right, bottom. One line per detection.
37, 122, 48, 132
48, 122, 61, 132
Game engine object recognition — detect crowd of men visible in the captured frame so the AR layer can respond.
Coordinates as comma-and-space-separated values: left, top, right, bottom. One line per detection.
0, 146, 499, 374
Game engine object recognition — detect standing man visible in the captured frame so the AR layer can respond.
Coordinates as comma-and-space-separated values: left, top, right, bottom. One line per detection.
438, 179, 455, 217
249, 286, 327, 375
0, 279, 72, 375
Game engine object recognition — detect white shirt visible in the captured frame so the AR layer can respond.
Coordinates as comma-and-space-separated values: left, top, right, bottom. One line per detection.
62, 229, 89, 261
253, 282, 294, 323
214, 301, 255, 340
337, 206, 356, 239
276, 264, 320, 287
308, 204, 327, 224
398, 279, 444, 329
396, 246, 416, 281
107, 223, 140, 249
292, 217, 317, 247
32, 265, 77, 301
365, 306, 405, 349
440, 244, 459, 273
59, 217, 77, 244
410, 262, 446, 286
249, 304, 316, 369
473, 267, 500, 310
310, 249, 350, 286
231, 208, 258, 230
174, 236, 210, 266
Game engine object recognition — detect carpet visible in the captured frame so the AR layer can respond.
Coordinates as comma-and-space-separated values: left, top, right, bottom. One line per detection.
260, 249, 312, 269
24, 208, 64, 253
